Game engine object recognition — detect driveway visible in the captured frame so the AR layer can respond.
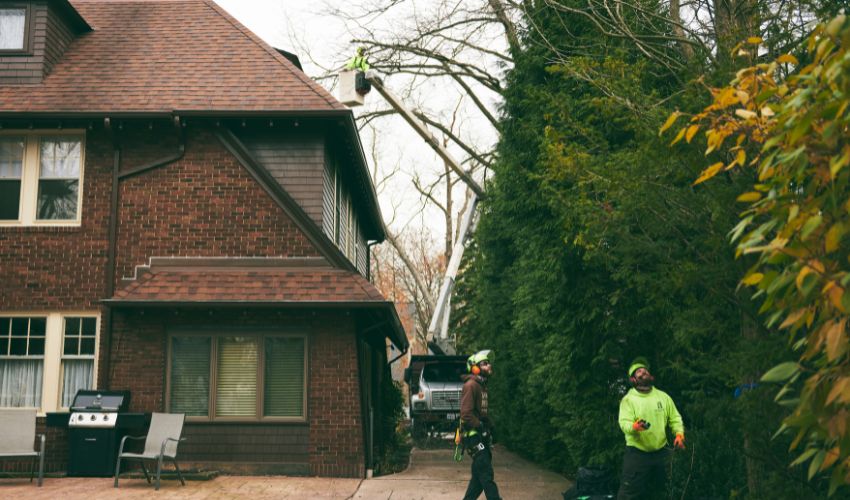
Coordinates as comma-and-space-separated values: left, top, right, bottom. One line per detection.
354, 445, 571, 500
0, 445, 570, 499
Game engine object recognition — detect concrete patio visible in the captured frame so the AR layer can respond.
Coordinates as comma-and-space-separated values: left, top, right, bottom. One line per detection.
0, 445, 571, 499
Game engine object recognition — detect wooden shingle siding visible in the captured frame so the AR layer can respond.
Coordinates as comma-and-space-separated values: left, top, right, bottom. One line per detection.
322, 159, 335, 238
181, 423, 309, 472
0, 1, 45, 85
339, 186, 349, 253
0, 1, 75, 85
43, 2, 75, 76
356, 226, 368, 276
237, 130, 326, 226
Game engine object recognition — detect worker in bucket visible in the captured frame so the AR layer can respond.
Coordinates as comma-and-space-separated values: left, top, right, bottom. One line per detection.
461, 350, 502, 500
617, 357, 685, 499
345, 46, 371, 95
345, 46, 370, 72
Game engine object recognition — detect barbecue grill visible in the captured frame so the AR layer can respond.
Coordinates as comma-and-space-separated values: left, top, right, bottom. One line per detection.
47, 390, 147, 477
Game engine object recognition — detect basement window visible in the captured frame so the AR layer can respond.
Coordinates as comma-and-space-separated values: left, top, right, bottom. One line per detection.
0, 6, 29, 52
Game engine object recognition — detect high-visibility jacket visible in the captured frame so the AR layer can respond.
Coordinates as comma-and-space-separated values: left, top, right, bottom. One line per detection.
618, 387, 684, 452
346, 55, 369, 72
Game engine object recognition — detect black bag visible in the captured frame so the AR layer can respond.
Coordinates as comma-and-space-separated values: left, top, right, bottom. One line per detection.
562, 467, 615, 499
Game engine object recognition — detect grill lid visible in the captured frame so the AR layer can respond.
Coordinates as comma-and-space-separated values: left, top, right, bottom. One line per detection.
70, 390, 130, 412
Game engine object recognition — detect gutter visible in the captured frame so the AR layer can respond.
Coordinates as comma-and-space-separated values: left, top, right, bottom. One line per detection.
102, 117, 186, 389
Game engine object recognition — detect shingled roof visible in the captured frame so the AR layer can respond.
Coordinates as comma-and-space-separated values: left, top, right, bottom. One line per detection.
104, 258, 408, 349
0, 0, 345, 114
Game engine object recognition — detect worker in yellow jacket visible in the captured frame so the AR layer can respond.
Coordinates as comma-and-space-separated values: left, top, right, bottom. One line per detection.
617, 357, 685, 499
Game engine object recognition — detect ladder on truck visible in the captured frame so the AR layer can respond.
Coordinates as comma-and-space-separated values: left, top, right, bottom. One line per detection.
339, 69, 486, 355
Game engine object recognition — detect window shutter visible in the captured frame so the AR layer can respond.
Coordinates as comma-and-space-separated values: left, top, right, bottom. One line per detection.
264, 337, 305, 417
170, 337, 211, 416
216, 337, 257, 417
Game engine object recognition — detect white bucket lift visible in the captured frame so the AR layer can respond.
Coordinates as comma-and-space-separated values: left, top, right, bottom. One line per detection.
338, 69, 365, 107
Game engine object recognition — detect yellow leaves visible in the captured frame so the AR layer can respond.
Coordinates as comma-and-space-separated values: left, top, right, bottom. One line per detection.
829, 146, 850, 178
780, 308, 807, 329
826, 378, 850, 405
737, 192, 762, 202
820, 447, 841, 472
715, 87, 739, 108
693, 162, 724, 185
823, 281, 846, 312
735, 149, 747, 167
741, 272, 764, 285
825, 223, 847, 253
760, 106, 775, 117
685, 125, 700, 143
670, 127, 687, 146
659, 112, 681, 135
735, 109, 758, 120
825, 318, 848, 362
747, 36, 764, 45
776, 54, 799, 65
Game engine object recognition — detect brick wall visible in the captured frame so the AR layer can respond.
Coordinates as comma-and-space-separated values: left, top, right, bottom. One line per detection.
308, 313, 365, 477
114, 125, 321, 286
107, 308, 365, 477
0, 127, 112, 311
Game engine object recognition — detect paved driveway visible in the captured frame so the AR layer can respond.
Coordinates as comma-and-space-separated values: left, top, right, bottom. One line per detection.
0, 446, 569, 499
354, 445, 571, 500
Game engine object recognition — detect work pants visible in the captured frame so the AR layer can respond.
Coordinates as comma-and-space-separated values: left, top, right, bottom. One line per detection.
617, 446, 670, 500
462, 447, 501, 500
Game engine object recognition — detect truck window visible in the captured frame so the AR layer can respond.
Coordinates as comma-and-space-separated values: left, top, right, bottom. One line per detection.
422, 364, 465, 383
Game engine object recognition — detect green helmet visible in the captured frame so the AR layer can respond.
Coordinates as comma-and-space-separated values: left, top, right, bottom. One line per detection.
467, 350, 493, 372
628, 356, 650, 377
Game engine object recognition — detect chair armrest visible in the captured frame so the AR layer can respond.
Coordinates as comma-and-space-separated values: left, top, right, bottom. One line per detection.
118, 435, 145, 455
159, 437, 186, 457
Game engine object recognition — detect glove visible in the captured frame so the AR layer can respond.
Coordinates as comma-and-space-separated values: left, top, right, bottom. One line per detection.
674, 433, 686, 449
632, 419, 650, 432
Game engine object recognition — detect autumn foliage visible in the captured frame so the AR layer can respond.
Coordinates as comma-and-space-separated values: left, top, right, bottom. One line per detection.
668, 15, 850, 493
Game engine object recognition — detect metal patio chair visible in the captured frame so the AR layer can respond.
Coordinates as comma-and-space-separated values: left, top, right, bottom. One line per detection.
0, 409, 46, 486
114, 412, 186, 491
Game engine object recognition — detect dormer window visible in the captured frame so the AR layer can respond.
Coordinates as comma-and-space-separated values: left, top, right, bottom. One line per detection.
0, 5, 29, 52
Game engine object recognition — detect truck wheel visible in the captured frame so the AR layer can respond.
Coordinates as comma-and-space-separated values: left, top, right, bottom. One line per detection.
412, 419, 427, 446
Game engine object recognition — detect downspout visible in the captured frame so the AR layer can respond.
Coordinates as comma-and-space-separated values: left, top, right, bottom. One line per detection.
103, 116, 186, 388
366, 240, 380, 282
102, 118, 120, 390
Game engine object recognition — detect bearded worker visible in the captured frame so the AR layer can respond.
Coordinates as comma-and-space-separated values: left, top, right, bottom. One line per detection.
617, 357, 685, 500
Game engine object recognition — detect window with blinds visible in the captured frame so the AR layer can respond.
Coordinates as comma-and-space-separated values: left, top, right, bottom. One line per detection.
264, 337, 305, 417
168, 334, 306, 421
216, 336, 257, 417
169, 337, 210, 416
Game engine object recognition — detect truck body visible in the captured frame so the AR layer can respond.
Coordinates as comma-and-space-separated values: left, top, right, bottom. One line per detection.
404, 355, 468, 439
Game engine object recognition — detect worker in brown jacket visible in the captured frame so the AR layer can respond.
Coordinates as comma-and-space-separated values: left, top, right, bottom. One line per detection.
461, 350, 502, 500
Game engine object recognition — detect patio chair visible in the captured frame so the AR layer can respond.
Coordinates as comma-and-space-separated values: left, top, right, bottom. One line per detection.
0, 409, 46, 486
114, 412, 186, 491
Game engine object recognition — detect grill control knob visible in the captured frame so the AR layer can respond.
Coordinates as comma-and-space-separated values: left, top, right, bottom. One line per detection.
90, 414, 96, 421
77, 414, 83, 421
103, 415, 108, 421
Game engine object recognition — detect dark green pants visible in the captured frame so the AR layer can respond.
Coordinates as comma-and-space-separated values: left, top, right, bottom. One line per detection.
617, 446, 670, 500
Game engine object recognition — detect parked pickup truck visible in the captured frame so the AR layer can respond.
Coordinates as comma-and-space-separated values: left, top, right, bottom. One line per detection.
404, 355, 468, 441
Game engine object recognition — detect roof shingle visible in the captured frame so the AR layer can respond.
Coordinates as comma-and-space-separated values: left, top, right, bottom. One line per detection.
110, 269, 388, 304
0, 0, 344, 114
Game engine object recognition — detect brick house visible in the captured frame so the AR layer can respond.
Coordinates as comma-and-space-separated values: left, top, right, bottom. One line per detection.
0, 0, 407, 478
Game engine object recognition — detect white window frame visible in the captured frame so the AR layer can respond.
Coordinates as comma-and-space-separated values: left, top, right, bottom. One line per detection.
0, 131, 86, 227
0, 312, 99, 414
